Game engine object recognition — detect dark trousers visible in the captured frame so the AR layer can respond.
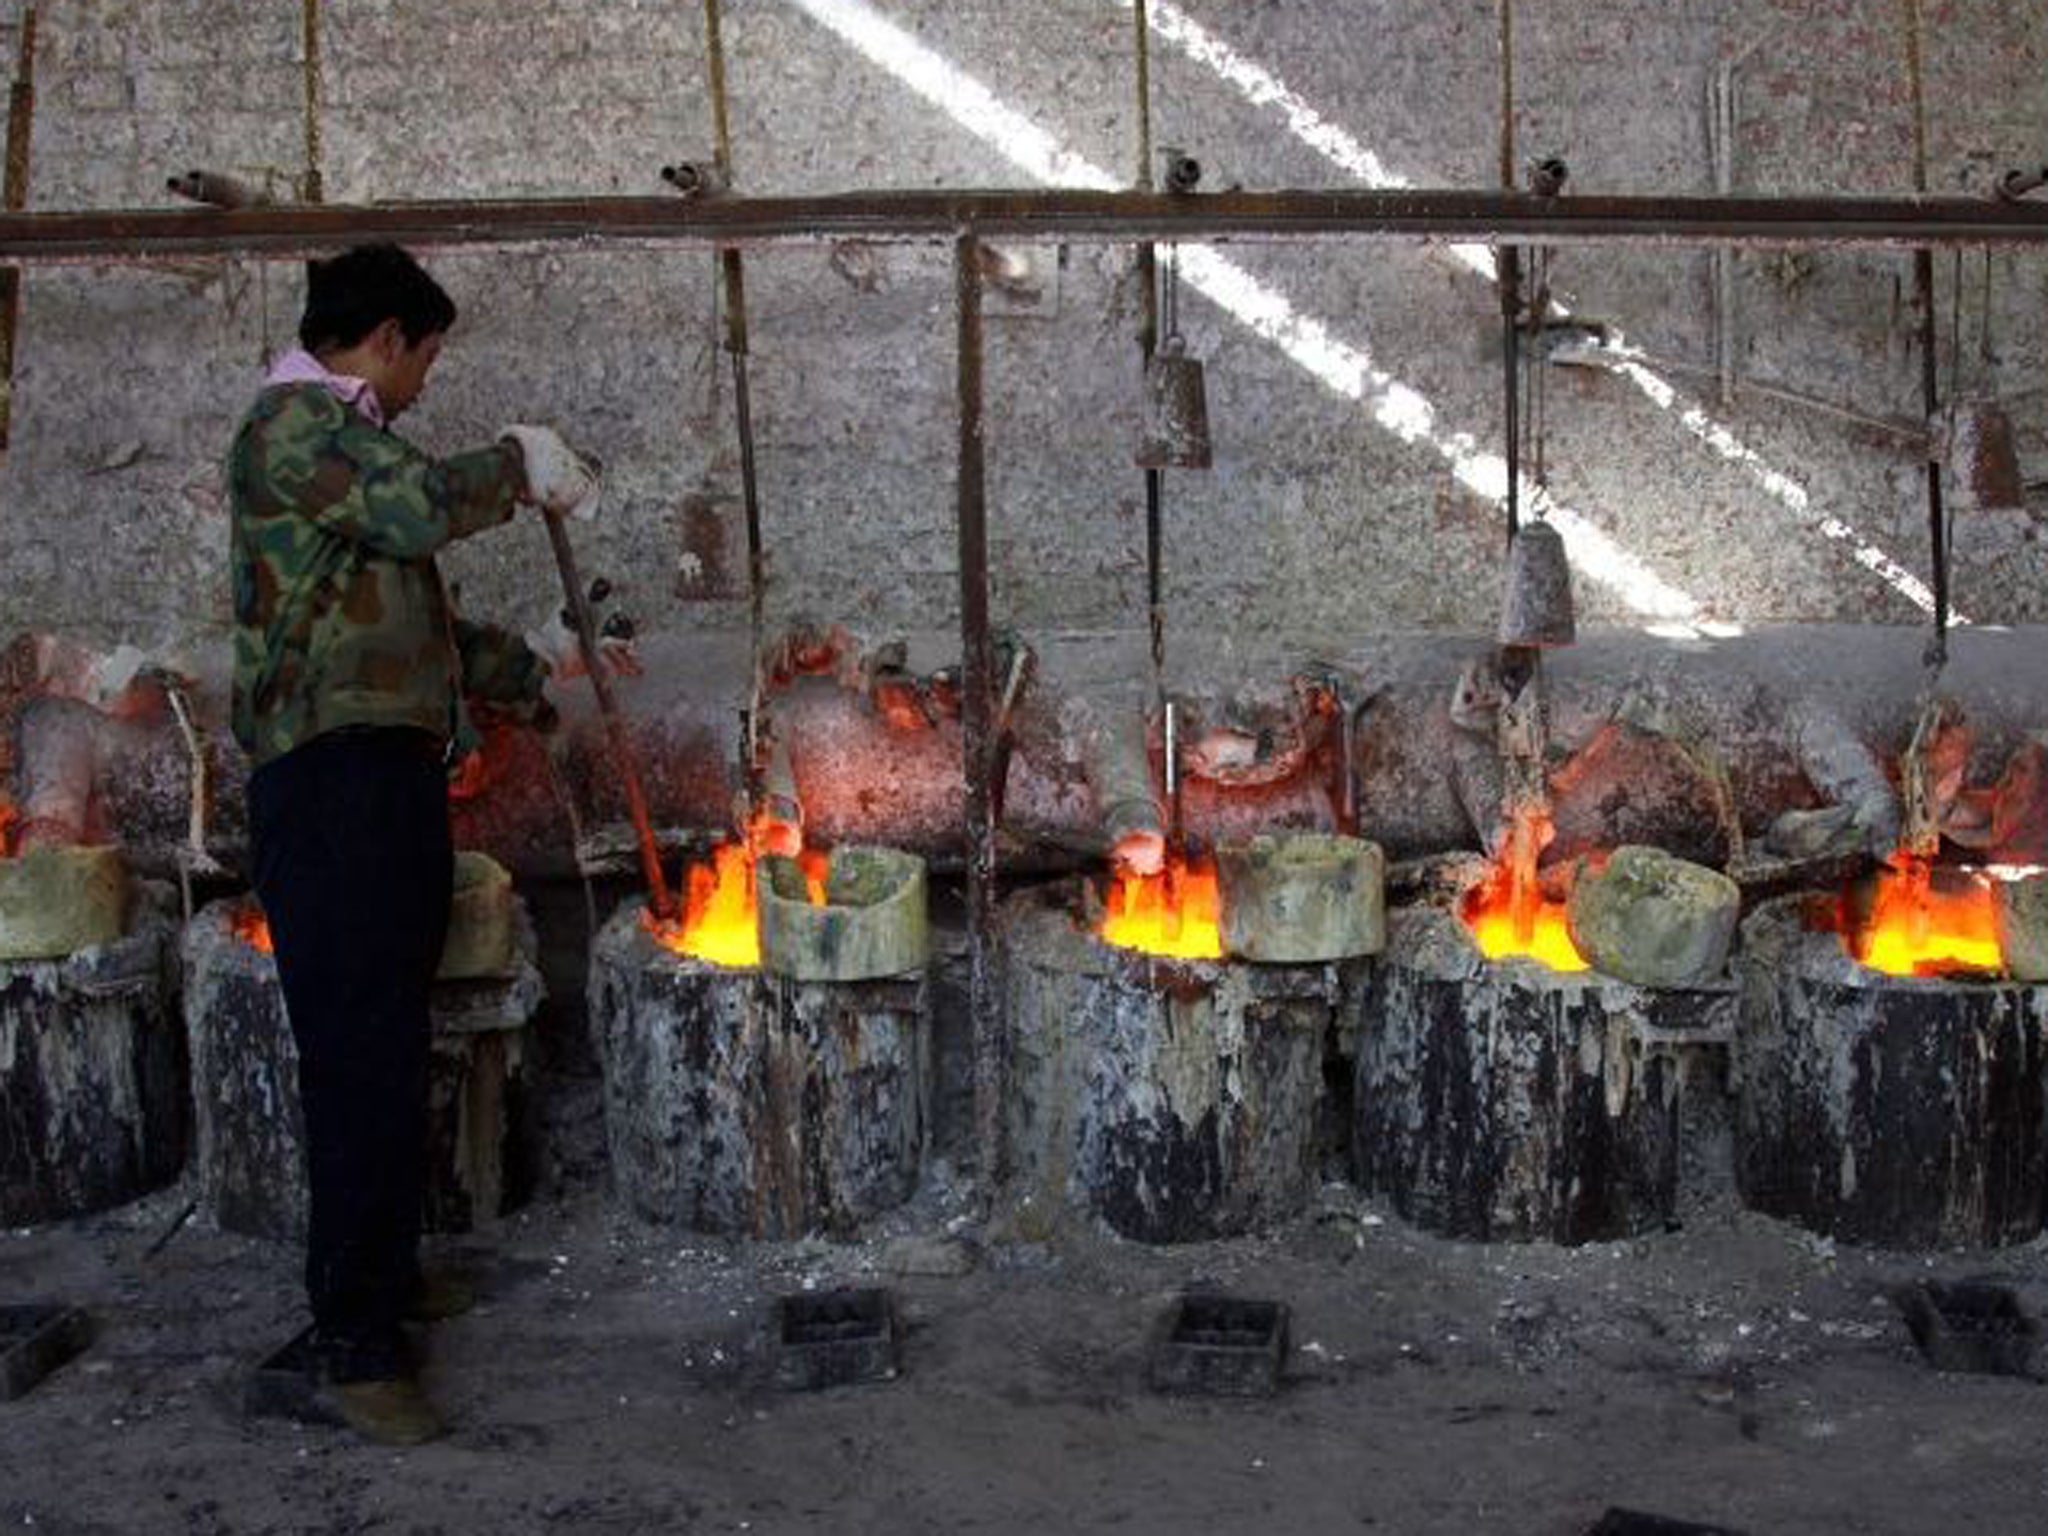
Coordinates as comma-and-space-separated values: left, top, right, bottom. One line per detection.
248, 727, 452, 1382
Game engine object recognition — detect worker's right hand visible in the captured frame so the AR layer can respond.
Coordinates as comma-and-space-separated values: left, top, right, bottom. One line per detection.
501, 425, 602, 519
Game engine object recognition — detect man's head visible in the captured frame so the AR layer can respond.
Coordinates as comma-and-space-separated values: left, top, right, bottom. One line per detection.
299, 243, 456, 418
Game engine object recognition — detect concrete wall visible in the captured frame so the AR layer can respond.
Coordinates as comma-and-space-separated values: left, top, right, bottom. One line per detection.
2, 0, 2046, 673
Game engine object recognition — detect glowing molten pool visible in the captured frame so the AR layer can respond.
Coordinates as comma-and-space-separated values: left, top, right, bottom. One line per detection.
1845, 857, 2001, 977
1458, 814, 1588, 973
231, 901, 274, 954
643, 818, 828, 969
1099, 853, 1223, 961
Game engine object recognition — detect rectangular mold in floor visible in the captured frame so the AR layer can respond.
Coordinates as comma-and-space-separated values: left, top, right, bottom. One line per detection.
0, 1304, 91, 1400
1894, 1280, 2041, 1379
1587, 1513, 1748, 1535
1149, 1293, 1289, 1397
773, 1287, 899, 1390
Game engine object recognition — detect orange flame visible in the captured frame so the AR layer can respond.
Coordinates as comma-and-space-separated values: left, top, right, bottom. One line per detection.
1844, 854, 2001, 977
1099, 852, 1224, 960
642, 812, 828, 968
799, 847, 830, 907
1459, 812, 1589, 972
646, 838, 761, 967
231, 900, 274, 954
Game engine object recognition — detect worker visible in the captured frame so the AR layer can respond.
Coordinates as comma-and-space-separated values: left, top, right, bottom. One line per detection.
228, 243, 599, 1445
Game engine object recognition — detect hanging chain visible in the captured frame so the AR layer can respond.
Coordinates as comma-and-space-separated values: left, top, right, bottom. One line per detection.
1531, 247, 1550, 494
1947, 249, 1963, 401
1161, 242, 1180, 341
1977, 246, 1995, 390
257, 258, 272, 368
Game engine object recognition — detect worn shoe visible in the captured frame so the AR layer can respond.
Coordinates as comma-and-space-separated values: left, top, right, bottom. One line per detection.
329, 1376, 445, 1446
404, 1271, 476, 1322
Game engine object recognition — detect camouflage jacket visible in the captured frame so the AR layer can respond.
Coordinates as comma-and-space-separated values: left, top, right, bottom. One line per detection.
228, 382, 547, 768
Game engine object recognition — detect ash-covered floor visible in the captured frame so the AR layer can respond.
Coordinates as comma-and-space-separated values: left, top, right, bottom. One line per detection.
2, 1176, 2044, 1536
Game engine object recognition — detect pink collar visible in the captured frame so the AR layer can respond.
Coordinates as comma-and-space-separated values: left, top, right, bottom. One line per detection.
264, 347, 386, 428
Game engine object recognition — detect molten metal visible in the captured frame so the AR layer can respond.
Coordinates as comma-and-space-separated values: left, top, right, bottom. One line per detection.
1459, 814, 1589, 972
647, 840, 760, 967
1099, 853, 1224, 960
642, 815, 829, 969
1845, 856, 2001, 977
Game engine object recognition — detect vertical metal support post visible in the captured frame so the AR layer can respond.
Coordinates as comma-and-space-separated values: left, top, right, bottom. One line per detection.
956, 231, 1002, 1191
300, 0, 323, 203
0, 6, 36, 451
1500, 245, 1521, 546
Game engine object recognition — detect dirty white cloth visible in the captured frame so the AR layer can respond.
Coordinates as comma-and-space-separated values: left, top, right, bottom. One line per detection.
264, 346, 386, 428
499, 425, 602, 520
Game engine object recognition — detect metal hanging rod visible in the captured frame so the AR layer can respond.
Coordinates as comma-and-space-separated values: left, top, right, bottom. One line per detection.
1, 187, 2047, 261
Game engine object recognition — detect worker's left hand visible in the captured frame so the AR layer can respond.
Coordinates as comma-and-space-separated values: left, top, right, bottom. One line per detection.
501, 425, 602, 519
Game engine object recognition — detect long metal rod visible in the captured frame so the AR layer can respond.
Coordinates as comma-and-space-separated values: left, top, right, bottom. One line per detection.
1903, 0, 1947, 670
704, 0, 736, 174
956, 232, 1002, 1192
0, 189, 2044, 260
703, 0, 768, 708
1133, 0, 1168, 740
1498, 0, 1519, 545
1711, 60, 1738, 407
1498, 0, 1515, 188
1916, 247, 1947, 666
543, 509, 675, 921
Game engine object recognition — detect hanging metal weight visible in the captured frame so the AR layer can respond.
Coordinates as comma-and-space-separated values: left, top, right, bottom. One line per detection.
1498, 517, 1575, 647
1137, 335, 1212, 469
1136, 242, 1212, 471
1938, 398, 2024, 512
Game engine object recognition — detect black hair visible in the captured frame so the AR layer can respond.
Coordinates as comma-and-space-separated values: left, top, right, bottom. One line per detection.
297, 243, 457, 353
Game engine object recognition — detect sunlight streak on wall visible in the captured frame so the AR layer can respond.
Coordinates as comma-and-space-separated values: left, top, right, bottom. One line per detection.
1131, 0, 1947, 622
788, 0, 1716, 631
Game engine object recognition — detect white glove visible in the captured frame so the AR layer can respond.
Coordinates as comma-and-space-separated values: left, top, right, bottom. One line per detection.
501, 425, 601, 520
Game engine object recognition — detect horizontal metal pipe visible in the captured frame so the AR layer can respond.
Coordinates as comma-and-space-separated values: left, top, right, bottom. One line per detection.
0, 187, 2046, 261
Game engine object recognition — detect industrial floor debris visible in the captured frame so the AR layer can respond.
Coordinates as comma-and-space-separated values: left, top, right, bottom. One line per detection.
3, 1177, 2044, 1536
